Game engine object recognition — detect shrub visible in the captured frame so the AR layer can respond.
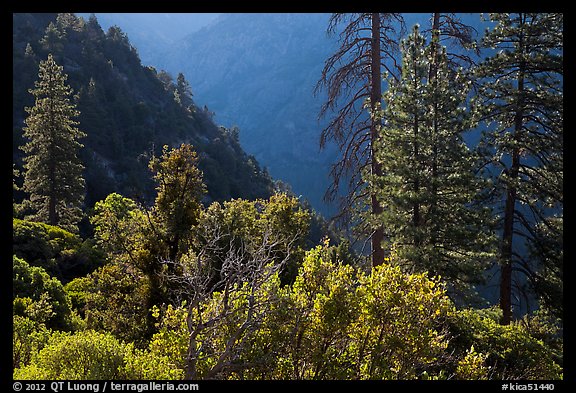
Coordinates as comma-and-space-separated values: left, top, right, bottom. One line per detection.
13, 330, 129, 380
13, 255, 73, 330
65, 263, 152, 345
447, 307, 562, 379
13, 218, 104, 282
13, 315, 51, 369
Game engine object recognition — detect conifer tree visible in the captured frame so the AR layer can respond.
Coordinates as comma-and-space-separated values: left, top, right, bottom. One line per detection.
149, 143, 206, 263
473, 13, 563, 324
20, 54, 86, 232
372, 26, 495, 297
40, 22, 65, 55
174, 72, 194, 110
317, 13, 479, 267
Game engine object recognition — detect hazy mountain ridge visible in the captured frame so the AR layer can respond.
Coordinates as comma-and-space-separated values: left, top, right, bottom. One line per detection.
154, 13, 340, 216
77, 13, 221, 66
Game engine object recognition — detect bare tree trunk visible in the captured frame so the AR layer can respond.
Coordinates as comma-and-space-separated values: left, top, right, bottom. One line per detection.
500, 158, 518, 325
370, 13, 385, 267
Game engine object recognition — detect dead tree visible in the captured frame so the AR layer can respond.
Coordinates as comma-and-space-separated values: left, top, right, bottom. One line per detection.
316, 13, 404, 267
159, 221, 301, 380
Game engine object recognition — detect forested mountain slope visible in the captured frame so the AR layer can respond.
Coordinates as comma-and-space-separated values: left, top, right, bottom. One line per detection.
13, 13, 274, 210
76, 13, 220, 67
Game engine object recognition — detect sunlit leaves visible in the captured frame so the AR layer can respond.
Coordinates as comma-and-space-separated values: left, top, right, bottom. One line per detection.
153, 244, 455, 380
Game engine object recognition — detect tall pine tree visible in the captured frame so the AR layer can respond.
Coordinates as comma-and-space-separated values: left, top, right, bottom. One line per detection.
317, 13, 480, 268
21, 54, 86, 232
474, 13, 563, 324
372, 26, 495, 298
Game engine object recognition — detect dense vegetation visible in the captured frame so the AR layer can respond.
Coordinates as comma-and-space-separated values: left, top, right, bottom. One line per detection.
13, 12, 562, 381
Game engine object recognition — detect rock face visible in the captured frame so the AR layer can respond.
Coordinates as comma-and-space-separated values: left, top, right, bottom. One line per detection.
155, 13, 341, 217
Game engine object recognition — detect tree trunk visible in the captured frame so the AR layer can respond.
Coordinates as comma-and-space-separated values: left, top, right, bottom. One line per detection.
412, 115, 420, 242
500, 128, 521, 325
411, 27, 421, 247
500, 35, 525, 325
370, 13, 385, 267
48, 155, 57, 225
429, 13, 440, 81
499, 153, 518, 325
429, 13, 440, 247
48, 114, 58, 226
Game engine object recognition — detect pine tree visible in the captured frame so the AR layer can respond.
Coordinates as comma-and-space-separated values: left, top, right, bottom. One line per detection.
40, 22, 65, 55
317, 13, 480, 268
372, 26, 495, 297
20, 54, 86, 232
474, 13, 563, 324
174, 72, 194, 110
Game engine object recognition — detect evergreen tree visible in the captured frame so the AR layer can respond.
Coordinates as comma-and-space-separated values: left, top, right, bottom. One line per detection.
39, 22, 65, 55
372, 26, 495, 297
317, 13, 479, 268
24, 43, 35, 57
56, 12, 84, 32
149, 143, 206, 263
174, 72, 194, 109
474, 13, 563, 324
20, 54, 86, 232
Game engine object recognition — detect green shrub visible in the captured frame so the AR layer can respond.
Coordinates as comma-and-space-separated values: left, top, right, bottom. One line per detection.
448, 307, 562, 379
145, 244, 562, 380
152, 244, 454, 380
13, 330, 129, 380
13, 328, 184, 380
13, 315, 51, 369
13, 218, 104, 282
65, 263, 152, 345
13, 255, 73, 330
122, 348, 185, 379
454, 346, 489, 380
